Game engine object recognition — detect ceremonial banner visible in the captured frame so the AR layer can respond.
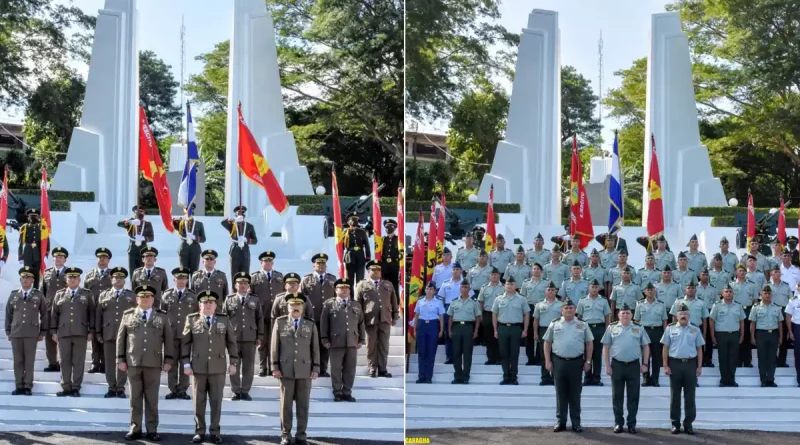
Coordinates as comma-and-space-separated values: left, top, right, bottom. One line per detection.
397, 188, 405, 305
485, 185, 496, 252
408, 213, 425, 341
39, 169, 51, 276
426, 201, 437, 284
138, 105, 174, 232
237, 103, 289, 214
436, 189, 445, 264
747, 189, 755, 251
332, 168, 345, 278
647, 133, 665, 237
178, 103, 199, 215
373, 176, 383, 261
569, 135, 594, 248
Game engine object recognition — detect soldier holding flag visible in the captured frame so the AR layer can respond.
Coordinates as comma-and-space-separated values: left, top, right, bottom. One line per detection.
19, 209, 49, 288
118, 206, 155, 277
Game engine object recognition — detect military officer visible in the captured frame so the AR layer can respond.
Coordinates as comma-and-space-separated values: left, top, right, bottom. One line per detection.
653, 235, 677, 271
766, 265, 792, 367
779, 248, 800, 291
745, 255, 767, 296
489, 234, 514, 274
438, 264, 465, 364
503, 246, 531, 285
39, 246, 68, 371
768, 238, 784, 271
18, 208, 49, 288
492, 277, 529, 385
251, 251, 284, 376
0, 226, 8, 272
521, 264, 547, 365
638, 252, 661, 289
577, 279, 610, 386
96, 267, 137, 397
447, 279, 481, 384
191, 250, 230, 299
683, 234, 708, 278
300, 253, 338, 377
562, 237, 589, 268
709, 284, 745, 387
381, 219, 401, 295
118, 206, 155, 278
182, 291, 238, 444
635, 282, 668, 386
161, 266, 197, 400
582, 249, 609, 297
607, 249, 638, 291
610, 267, 642, 320
466, 250, 491, 293
598, 233, 623, 270
173, 203, 206, 274
414, 281, 445, 384
342, 212, 370, 282
661, 303, 705, 435
544, 247, 570, 289
669, 280, 709, 387
131, 247, 169, 308
749, 285, 783, 387
558, 261, 589, 302
355, 261, 398, 377
321, 279, 365, 399
532, 282, 563, 383
718, 237, 739, 273
526, 233, 552, 267
84, 247, 113, 374
740, 238, 768, 273
271, 294, 320, 445
432, 248, 454, 289
117, 285, 174, 442
222, 272, 263, 400
785, 291, 800, 386
477, 267, 504, 365
695, 268, 718, 367
5, 266, 47, 395
544, 299, 594, 433
709, 253, 733, 293
731, 263, 757, 367
602, 303, 651, 434
673, 252, 695, 289
656, 266, 683, 316
50, 267, 93, 397
221, 205, 258, 276
456, 232, 480, 272
272, 273, 314, 320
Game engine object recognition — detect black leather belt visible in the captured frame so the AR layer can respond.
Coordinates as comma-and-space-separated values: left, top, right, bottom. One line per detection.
455, 321, 474, 325
589, 323, 604, 328
756, 329, 778, 333
644, 325, 662, 329
613, 358, 639, 365
500, 323, 522, 327
554, 354, 584, 361
716, 330, 738, 333
669, 357, 697, 363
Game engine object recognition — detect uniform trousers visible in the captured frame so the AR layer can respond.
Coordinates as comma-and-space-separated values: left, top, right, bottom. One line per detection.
167, 339, 190, 394
58, 336, 87, 391
228, 245, 250, 277
179, 242, 202, 275
10, 337, 37, 389
128, 366, 162, 433
416, 320, 439, 380
668, 357, 697, 427
279, 377, 312, 441
538, 326, 552, 382
258, 306, 272, 372
755, 329, 778, 384
44, 302, 58, 366
90, 312, 104, 369
739, 307, 753, 366
586, 323, 605, 383
103, 341, 128, 392
525, 306, 539, 364
316, 321, 329, 374
382, 263, 400, 297
715, 331, 739, 385
442, 304, 452, 360
345, 253, 366, 283
366, 322, 392, 373
643, 326, 664, 383
230, 341, 255, 394
497, 323, 522, 382
553, 354, 584, 426
481, 310, 499, 363
192, 373, 225, 435
611, 359, 641, 427
793, 323, 800, 385
451, 321, 475, 381
329, 347, 357, 396
127, 243, 145, 282
703, 323, 715, 366
777, 307, 790, 365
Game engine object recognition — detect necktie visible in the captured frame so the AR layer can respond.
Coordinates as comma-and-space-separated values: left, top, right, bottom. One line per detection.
147, 270, 151, 278
142, 312, 147, 322
116, 290, 121, 298
56, 269, 60, 278
341, 299, 347, 308
71, 290, 76, 299
23, 292, 28, 301
206, 316, 211, 327
206, 272, 211, 280
319, 275, 324, 282
375, 280, 379, 288
178, 290, 183, 300
293, 319, 299, 330
268, 272, 272, 281
100, 269, 105, 277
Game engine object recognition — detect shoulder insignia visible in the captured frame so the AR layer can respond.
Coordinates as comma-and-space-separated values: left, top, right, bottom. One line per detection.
215, 313, 228, 318
610, 321, 620, 325
155, 309, 166, 314
187, 312, 200, 318
276, 315, 289, 321
123, 308, 136, 314
669, 321, 678, 326
632, 321, 642, 326
303, 316, 314, 322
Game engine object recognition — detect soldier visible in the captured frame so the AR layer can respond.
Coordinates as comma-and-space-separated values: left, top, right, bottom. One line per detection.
96, 267, 137, 398
477, 267, 504, 365
653, 235, 677, 271
355, 260, 398, 377
597, 232, 626, 269
272, 273, 314, 320
381, 218, 401, 295
607, 249, 638, 292
638, 252, 661, 289
768, 238, 783, 271
466, 250, 491, 293
731, 263, 757, 367
18, 208, 49, 288
718, 237, 739, 274
300, 253, 337, 377
223, 272, 264, 400
709, 253, 733, 292
558, 261, 589, 302
271, 294, 320, 445
447, 279, 481, 384
161, 266, 197, 400
562, 237, 589, 268
432, 248, 454, 289
0, 223, 8, 273
740, 238, 768, 273
456, 232, 480, 272
544, 298, 594, 433
749, 285, 783, 387
669, 279, 709, 388
709, 284, 745, 387
489, 234, 514, 274
532, 282, 563, 384
117, 285, 174, 442
682, 234, 708, 278
221, 205, 258, 276
84, 247, 113, 374
544, 247, 570, 289
414, 281, 445, 383
526, 233, 552, 267
635, 282, 667, 386
582, 249, 609, 297
610, 267, 642, 320
320, 279, 365, 399
191, 249, 230, 299
521, 264, 547, 365
118, 206, 155, 278
438, 263, 464, 364
491, 277, 529, 385
765, 265, 792, 367
39, 247, 68, 372
504, 246, 531, 285
785, 292, 800, 386
656, 266, 683, 314
673, 252, 695, 289
602, 303, 650, 434
342, 212, 370, 282
661, 303, 704, 435
779, 248, 800, 291
183, 290, 238, 444
50, 267, 93, 397
173, 203, 206, 274
695, 268, 718, 367
5, 266, 47, 395
251, 251, 283, 376
745, 255, 767, 296
576, 279, 610, 386
131, 247, 168, 308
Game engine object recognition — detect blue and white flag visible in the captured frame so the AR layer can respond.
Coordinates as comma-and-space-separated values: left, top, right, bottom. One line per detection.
608, 130, 623, 234
178, 103, 199, 215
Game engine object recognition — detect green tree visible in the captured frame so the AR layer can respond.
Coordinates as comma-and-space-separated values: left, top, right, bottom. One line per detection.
139, 50, 182, 141
186, 41, 229, 115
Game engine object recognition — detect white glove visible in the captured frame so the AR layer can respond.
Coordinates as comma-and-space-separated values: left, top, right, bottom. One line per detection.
235, 215, 244, 222
237, 236, 246, 244
187, 233, 196, 240
128, 219, 141, 226
135, 235, 145, 242
562, 235, 571, 241
0, 260, 5, 268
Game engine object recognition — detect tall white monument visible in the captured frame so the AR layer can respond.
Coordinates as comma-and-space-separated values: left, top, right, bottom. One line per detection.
477, 9, 561, 226
642, 12, 726, 228
224, 0, 313, 216
52, 0, 138, 216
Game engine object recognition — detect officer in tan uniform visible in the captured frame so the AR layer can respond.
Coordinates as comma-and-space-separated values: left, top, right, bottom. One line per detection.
50, 267, 94, 397
355, 260, 398, 377
84, 247, 113, 374
39, 246, 68, 372
161, 266, 197, 400
272, 273, 314, 320
271, 294, 320, 445
320, 279, 365, 401
131, 247, 169, 308
191, 249, 230, 298
117, 285, 174, 442
96, 267, 137, 397
5, 266, 47, 395
300, 253, 337, 377
251, 251, 283, 376
182, 290, 238, 444
223, 272, 264, 400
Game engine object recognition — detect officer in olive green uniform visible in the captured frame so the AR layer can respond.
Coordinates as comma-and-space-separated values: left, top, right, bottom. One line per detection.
50, 267, 94, 396
320, 279, 365, 400
503, 246, 531, 285
39, 246, 68, 372
489, 234, 514, 275
271, 294, 320, 445
661, 303, 705, 435
766, 265, 792, 366
191, 250, 230, 299
635, 282, 668, 386
544, 247, 570, 289
342, 213, 371, 282
84, 247, 113, 374
5, 266, 47, 395
670, 279, 709, 329
466, 250, 491, 293
300, 253, 338, 377
558, 261, 589, 302
544, 299, 594, 433
161, 267, 197, 400
601, 303, 651, 434
456, 232, 480, 272
18, 209, 49, 288
745, 255, 767, 295
477, 267, 504, 364
683, 234, 708, 278
221, 205, 258, 276
354, 261, 398, 377
521, 264, 547, 365
709, 284, 745, 387
582, 249, 609, 297
610, 267, 642, 319
223, 272, 264, 400
131, 247, 169, 308
381, 219, 401, 295
526, 233, 552, 267
118, 206, 155, 278
598, 233, 624, 270
272, 273, 314, 320
638, 252, 661, 289
447, 279, 481, 383
532, 282, 563, 382
182, 290, 238, 444
491, 277, 530, 384
731, 264, 757, 366
749, 285, 783, 387
96, 267, 137, 397
251, 251, 284, 376
577, 279, 610, 385
117, 285, 174, 442
173, 203, 206, 274
656, 266, 682, 316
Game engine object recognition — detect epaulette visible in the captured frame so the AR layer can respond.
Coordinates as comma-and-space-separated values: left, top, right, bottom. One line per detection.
746, 279, 754, 284
303, 316, 314, 322
123, 308, 136, 314
481, 282, 491, 288
215, 313, 228, 318
669, 321, 678, 326
276, 314, 289, 321
632, 320, 642, 326
610, 320, 620, 325
187, 312, 200, 318
155, 309, 166, 314
155, 267, 165, 271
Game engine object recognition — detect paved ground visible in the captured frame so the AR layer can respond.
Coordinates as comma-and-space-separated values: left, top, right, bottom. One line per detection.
0, 433, 392, 445
405, 427, 800, 445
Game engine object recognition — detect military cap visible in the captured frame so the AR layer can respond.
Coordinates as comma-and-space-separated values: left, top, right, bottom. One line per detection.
762, 284, 772, 293
562, 298, 576, 307
287, 293, 307, 304
590, 248, 599, 256
771, 264, 781, 272
677, 251, 687, 259
26, 208, 40, 216
589, 278, 601, 286
464, 232, 473, 239
699, 267, 710, 275
347, 212, 359, 222
687, 234, 698, 245
451, 262, 462, 270
312, 253, 329, 263
131, 205, 145, 212
535, 233, 544, 241
736, 263, 746, 270
95, 247, 111, 258
460, 279, 470, 286
546, 281, 557, 290
782, 248, 793, 256
51, 247, 69, 258
516, 245, 525, 253
746, 254, 757, 262
18, 266, 35, 278
771, 237, 782, 246
233, 205, 248, 213
140, 246, 158, 257
284, 272, 301, 283
110, 266, 128, 278
618, 248, 629, 256
620, 303, 633, 312
489, 267, 500, 275
64, 267, 82, 277
571, 260, 581, 267
663, 264, 673, 272
259, 251, 276, 261
366, 260, 382, 270
722, 283, 733, 291
657, 235, 667, 242
713, 253, 722, 260
645, 251, 655, 258
234, 272, 251, 283
497, 234, 505, 241
383, 219, 397, 227
334, 279, 351, 289
552, 245, 561, 253
719, 236, 729, 244
201, 249, 218, 259
505, 276, 516, 284
478, 250, 488, 256
197, 290, 219, 303
685, 277, 697, 287
622, 265, 632, 273
426, 280, 436, 289
643, 282, 656, 290
171, 266, 190, 278
443, 247, 451, 254
134, 285, 156, 297
678, 303, 690, 312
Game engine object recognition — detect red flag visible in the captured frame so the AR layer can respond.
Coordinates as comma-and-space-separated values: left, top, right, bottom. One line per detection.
397, 188, 405, 308
372, 176, 383, 262
747, 189, 755, 251
437, 189, 445, 264
426, 201, 437, 284
39, 169, 51, 276
569, 136, 594, 248
237, 103, 289, 215
0, 168, 7, 274
778, 195, 786, 248
332, 169, 345, 279
647, 133, 665, 237
485, 185, 496, 252
138, 105, 174, 233
408, 212, 425, 341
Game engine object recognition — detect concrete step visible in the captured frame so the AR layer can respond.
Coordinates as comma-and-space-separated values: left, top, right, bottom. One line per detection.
406, 362, 798, 376
408, 350, 795, 363
406, 373, 800, 387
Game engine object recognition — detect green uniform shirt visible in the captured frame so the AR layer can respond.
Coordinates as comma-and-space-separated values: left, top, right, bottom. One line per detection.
581, 265, 609, 285
708, 269, 733, 292
601, 321, 651, 361
520, 278, 548, 305
503, 263, 531, 285
467, 264, 491, 292
709, 300, 745, 332
599, 249, 619, 269
637, 267, 661, 289
661, 323, 705, 358
695, 283, 719, 310
656, 281, 682, 311
447, 296, 482, 322
543, 317, 594, 358
491, 293, 530, 323
731, 279, 757, 307
489, 248, 514, 274
608, 265, 638, 287
748, 301, 783, 329
525, 248, 551, 267
543, 262, 570, 288
684, 251, 707, 277
533, 299, 563, 326
746, 271, 766, 297
477, 283, 504, 312
563, 251, 589, 268
654, 250, 677, 271
634, 299, 668, 327
610, 282, 642, 309
672, 268, 695, 289
558, 278, 589, 301
576, 295, 610, 323
740, 252, 768, 272
767, 280, 792, 307
719, 252, 738, 274
669, 297, 709, 326
457, 246, 480, 272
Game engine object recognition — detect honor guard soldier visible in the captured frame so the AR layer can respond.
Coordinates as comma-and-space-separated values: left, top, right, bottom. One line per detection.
709, 284, 745, 387
466, 250, 491, 293
355, 260, 399, 377
749, 285, 783, 386
118, 206, 155, 278
343, 212, 371, 282
610, 267, 641, 320
272, 273, 314, 320
96, 267, 137, 397
223, 272, 264, 400
544, 298, 594, 433
577, 279, 610, 386
447, 279, 480, 384
491, 277, 529, 385
766, 265, 792, 367
18, 208, 49, 288
489, 234, 514, 274
683, 234, 708, 278
504, 246, 531, 285
558, 261, 589, 302
381, 218, 401, 295
39, 247, 68, 372
602, 303, 651, 434
50, 267, 93, 397
638, 252, 661, 289
117, 285, 174, 442
5, 266, 47, 395
251, 251, 284, 376
477, 267, 504, 364
321, 279, 365, 400
413, 281, 445, 383
661, 303, 705, 435
543, 247, 569, 290
526, 233, 552, 267
732, 263, 757, 366
161, 266, 197, 400
182, 291, 238, 444
84, 247, 113, 374
173, 203, 206, 274
717, 237, 739, 273
635, 282, 668, 386
582, 249, 610, 297
456, 232, 480, 272
532, 282, 563, 383
221, 205, 258, 276
300, 253, 338, 377
271, 293, 320, 445
656, 266, 682, 316
132, 247, 168, 308
191, 249, 229, 297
